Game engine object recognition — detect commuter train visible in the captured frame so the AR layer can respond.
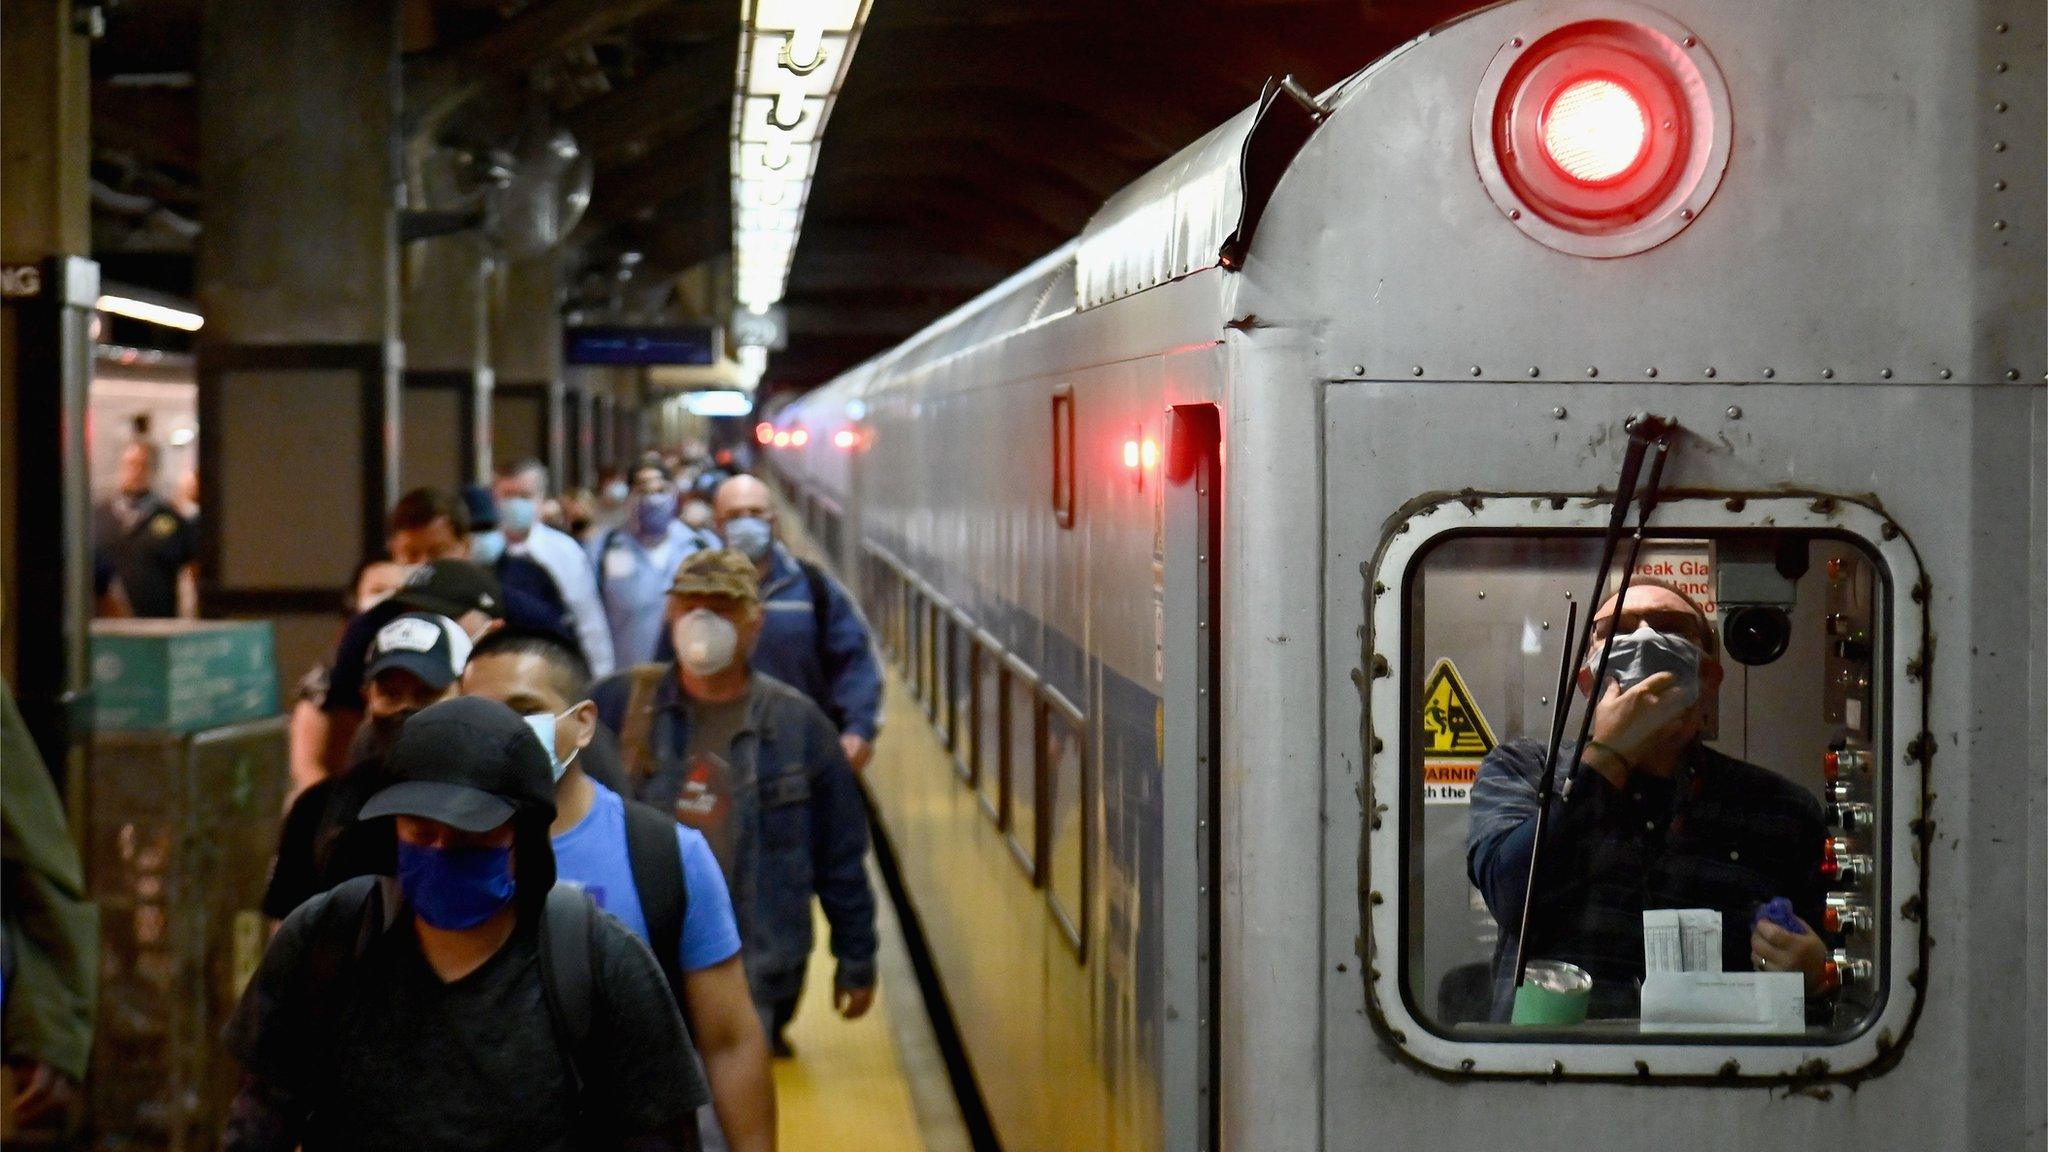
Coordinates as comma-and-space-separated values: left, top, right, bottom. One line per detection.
765, 0, 2045, 1147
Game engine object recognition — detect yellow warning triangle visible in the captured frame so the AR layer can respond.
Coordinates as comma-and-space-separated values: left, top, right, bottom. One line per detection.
1420, 658, 1496, 759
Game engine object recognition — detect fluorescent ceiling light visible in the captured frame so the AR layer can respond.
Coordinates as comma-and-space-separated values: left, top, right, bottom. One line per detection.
741, 96, 826, 144
98, 294, 204, 331
684, 389, 756, 417
752, 0, 863, 33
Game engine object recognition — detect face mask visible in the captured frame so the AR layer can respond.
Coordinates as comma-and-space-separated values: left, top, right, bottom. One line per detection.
722, 515, 773, 561
522, 708, 582, 783
680, 499, 715, 531
674, 608, 740, 676
469, 529, 506, 567
1586, 621, 1702, 707
499, 497, 539, 535
603, 480, 630, 504
633, 491, 679, 538
397, 840, 516, 930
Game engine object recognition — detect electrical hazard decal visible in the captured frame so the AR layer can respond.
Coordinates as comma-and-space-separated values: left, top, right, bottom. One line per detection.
1421, 657, 1495, 805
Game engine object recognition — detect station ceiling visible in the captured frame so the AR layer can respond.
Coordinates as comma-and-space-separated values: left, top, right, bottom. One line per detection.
91, 0, 1472, 395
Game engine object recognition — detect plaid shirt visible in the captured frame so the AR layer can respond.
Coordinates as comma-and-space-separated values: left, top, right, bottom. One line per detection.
1467, 737, 1828, 1019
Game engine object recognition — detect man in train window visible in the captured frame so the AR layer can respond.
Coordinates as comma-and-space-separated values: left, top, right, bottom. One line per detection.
1466, 579, 1834, 1021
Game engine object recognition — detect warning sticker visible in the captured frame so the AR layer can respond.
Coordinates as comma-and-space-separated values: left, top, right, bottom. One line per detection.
1421, 658, 1495, 805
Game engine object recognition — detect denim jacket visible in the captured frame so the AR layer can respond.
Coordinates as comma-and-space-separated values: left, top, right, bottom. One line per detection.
591, 664, 877, 1003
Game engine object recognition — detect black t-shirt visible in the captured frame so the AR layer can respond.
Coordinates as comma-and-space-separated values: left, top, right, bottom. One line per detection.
93, 493, 194, 617
261, 763, 396, 920
226, 884, 706, 1151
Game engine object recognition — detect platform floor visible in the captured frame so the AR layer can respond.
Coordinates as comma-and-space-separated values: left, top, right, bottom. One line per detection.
772, 857, 971, 1152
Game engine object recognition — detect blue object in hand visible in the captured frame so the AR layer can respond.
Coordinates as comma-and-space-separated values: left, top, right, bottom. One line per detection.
1754, 896, 1806, 935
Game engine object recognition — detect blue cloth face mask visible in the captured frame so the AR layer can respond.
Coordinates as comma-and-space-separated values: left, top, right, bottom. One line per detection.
499, 497, 539, 535
633, 491, 679, 538
469, 529, 506, 567
522, 708, 580, 782
397, 839, 516, 930
1587, 621, 1702, 707
721, 515, 773, 562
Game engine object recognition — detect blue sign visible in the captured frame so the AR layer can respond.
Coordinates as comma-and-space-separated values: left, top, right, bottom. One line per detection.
564, 326, 715, 366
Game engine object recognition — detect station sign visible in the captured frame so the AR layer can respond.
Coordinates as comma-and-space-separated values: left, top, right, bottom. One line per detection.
2, 263, 45, 301
563, 325, 716, 366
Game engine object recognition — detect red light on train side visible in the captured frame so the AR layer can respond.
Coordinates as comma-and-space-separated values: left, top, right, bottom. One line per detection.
833, 428, 857, 450
756, 421, 775, 445
773, 430, 791, 448
1541, 78, 1649, 185
1122, 438, 1141, 470
791, 429, 810, 447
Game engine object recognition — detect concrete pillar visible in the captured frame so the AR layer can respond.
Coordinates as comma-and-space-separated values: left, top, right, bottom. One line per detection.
490, 253, 562, 482
1, 0, 97, 780
400, 234, 492, 491
196, 0, 402, 694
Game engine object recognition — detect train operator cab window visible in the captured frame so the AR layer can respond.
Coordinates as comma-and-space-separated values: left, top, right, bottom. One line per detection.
1365, 497, 1927, 1079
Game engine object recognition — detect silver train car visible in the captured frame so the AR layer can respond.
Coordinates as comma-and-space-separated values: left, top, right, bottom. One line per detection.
766, 0, 2045, 1147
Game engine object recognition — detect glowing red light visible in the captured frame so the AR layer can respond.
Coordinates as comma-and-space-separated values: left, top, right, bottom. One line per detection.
790, 429, 809, 447
755, 421, 775, 445
1122, 439, 1141, 469
1140, 438, 1159, 469
773, 431, 791, 447
833, 429, 857, 450
1541, 78, 1649, 184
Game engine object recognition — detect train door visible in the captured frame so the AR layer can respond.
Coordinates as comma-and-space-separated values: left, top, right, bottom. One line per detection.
1161, 403, 1221, 1152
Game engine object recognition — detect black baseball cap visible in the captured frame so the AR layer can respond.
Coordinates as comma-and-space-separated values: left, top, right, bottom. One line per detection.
360, 696, 556, 831
395, 559, 503, 620
364, 612, 470, 690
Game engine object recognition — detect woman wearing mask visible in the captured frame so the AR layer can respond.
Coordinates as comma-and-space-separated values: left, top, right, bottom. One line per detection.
590, 462, 713, 667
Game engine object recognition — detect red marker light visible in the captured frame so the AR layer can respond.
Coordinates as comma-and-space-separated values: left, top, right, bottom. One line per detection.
773, 431, 791, 448
1122, 439, 1141, 469
755, 421, 775, 445
1541, 77, 1649, 184
833, 428, 857, 450
790, 429, 809, 447
1140, 438, 1159, 469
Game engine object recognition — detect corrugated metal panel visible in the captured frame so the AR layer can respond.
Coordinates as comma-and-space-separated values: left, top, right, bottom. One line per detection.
1076, 103, 1264, 309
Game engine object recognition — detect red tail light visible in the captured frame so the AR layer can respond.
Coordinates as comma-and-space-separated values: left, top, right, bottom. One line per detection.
833, 428, 857, 450
755, 421, 775, 445
772, 431, 791, 448
1541, 78, 1649, 184
790, 429, 809, 447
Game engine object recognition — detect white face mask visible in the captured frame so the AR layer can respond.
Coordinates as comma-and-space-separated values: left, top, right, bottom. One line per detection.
523, 706, 582, 782
674, 609, 740, 676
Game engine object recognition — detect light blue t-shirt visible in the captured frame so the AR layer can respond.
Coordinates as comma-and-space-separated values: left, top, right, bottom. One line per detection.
552, 777, 742, 972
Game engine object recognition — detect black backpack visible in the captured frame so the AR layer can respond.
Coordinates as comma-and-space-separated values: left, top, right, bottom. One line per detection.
620, 795, 690, 1005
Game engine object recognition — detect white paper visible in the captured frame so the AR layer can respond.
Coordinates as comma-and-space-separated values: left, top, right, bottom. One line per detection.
1642, 910, 1684, 974
1679, 909, 1723, 973
1640, 972, 1805, 1034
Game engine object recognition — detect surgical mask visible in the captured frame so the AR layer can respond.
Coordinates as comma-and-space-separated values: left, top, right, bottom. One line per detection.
633, 491, 679, 538
397, 840, 516, 930
522, 707, 582, 783
680, 499, 715, 532
721, 515, 773, 562
1586, 622, 1702, 707
499, 497, 539, 535
602, 480, 630, 504
674, 609, 740, 676
469, 529, 506, 567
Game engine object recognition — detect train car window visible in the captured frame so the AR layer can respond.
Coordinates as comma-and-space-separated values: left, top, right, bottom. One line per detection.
1004, 659, 1042, 883
930, 606, 952, 734
922, 600, 943, 724
949, 611, 973, 773
1045, 691, 1088, 956
1365, 496, 1925, 1078
1051, 386, 1076, 529
906, 586, 927, 702
974, 640, 1004, 820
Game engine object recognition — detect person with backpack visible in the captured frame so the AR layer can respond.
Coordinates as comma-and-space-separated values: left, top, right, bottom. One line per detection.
223, 696, 706, 1151
593, 549, 879, 1058
461, 628, 776, 1152
591, 461, 717, 667
710, 475, 883, 771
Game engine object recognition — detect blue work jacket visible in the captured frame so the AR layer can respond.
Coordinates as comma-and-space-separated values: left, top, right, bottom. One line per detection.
590, 665, 878, 1003
753, 545, 884, 740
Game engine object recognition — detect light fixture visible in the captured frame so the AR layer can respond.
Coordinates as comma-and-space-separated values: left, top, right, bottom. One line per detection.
683, 390, 755, 418
729, 0, 873, 362
98, 294, 204, 332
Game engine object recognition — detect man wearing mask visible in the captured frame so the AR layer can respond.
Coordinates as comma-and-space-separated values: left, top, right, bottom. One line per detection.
317, 557, 506, 773
710, 475, 883, 771
225, 697, 706, 1151
494, 459, 617, 679
92, 440, 196, 619
264, 613, 470, 921
463, 630, 776, 1151
593, 461, 717, 666
592, 549, 878, 1058
1466, 580, 1832, 1021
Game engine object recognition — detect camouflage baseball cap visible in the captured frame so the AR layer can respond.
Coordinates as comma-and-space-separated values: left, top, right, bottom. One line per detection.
667, 548, 761, 604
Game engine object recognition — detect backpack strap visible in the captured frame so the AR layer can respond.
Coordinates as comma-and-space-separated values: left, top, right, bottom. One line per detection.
793, 559, 848, 728
622, 798, 689, 1005
301, 877, 402, 1082
617, 661, 669, 791
538, 886, 598, 1107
